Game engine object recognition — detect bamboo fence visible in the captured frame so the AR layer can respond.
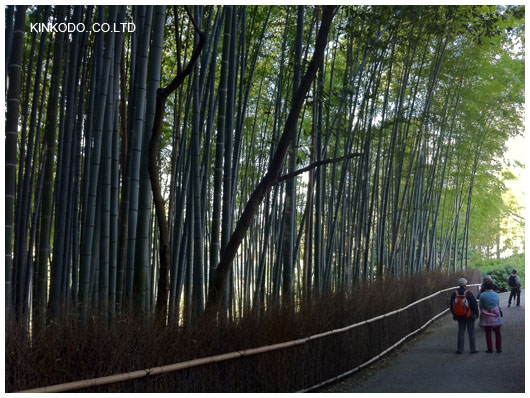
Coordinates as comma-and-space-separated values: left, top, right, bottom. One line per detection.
18, 284, 480, 393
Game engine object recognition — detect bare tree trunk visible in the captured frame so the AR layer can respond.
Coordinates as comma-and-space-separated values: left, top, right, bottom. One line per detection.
205, 5, 336, 317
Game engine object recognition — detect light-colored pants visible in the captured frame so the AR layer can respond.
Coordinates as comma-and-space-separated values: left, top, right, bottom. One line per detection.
457, 318, 476, 353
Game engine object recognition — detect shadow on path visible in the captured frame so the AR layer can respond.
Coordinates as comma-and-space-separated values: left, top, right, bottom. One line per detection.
321, 290, 524, 393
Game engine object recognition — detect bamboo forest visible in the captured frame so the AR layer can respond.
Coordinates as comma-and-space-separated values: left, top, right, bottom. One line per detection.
5, 5, 525, 393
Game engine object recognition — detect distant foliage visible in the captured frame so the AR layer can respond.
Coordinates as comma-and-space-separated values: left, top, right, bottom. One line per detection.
472, 253, 525, 290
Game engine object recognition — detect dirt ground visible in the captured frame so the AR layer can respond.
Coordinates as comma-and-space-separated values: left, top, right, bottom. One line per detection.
320, 290, 525, 393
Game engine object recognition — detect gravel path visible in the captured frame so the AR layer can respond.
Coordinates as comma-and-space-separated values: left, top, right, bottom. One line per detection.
321, 290, 524, 393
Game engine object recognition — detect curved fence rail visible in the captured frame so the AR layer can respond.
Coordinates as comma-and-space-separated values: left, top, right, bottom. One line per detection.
18, 283, 480, 393
299, 307, 450, 392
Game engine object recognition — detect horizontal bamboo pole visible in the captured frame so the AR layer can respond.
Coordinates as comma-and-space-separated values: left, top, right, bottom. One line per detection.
299, 283, 480, 392
298, 308, 451, 392
18, 284, 479, 393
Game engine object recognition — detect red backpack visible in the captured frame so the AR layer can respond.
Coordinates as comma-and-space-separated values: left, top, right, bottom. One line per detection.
453, 290, 471, 318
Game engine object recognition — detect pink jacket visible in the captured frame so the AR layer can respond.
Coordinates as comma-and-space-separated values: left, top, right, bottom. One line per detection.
479, 306, 503, 327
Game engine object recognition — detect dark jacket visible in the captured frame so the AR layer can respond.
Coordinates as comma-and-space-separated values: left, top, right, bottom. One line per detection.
479, 282, 499, 293
449, 287, 479, 321
478, 282, 499, 298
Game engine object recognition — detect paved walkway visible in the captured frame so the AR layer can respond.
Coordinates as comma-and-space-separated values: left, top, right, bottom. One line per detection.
322, 290, 524, 393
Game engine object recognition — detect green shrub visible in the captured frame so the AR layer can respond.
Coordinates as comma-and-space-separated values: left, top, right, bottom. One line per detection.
487, 268, 511, 292
471, 253, 525, 290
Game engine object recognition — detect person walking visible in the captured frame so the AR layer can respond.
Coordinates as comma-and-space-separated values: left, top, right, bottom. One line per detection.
478, 275, 499, 298
507, 269, 521, 307
479, 279, 503, 353
449, 278, 479, 354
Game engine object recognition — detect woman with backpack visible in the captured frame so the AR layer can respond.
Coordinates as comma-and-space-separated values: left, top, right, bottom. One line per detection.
449, 278, 479, 354
479, 279, 503, 353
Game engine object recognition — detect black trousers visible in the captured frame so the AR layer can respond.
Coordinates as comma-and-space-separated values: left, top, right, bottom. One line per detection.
509, 287, 521, 306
